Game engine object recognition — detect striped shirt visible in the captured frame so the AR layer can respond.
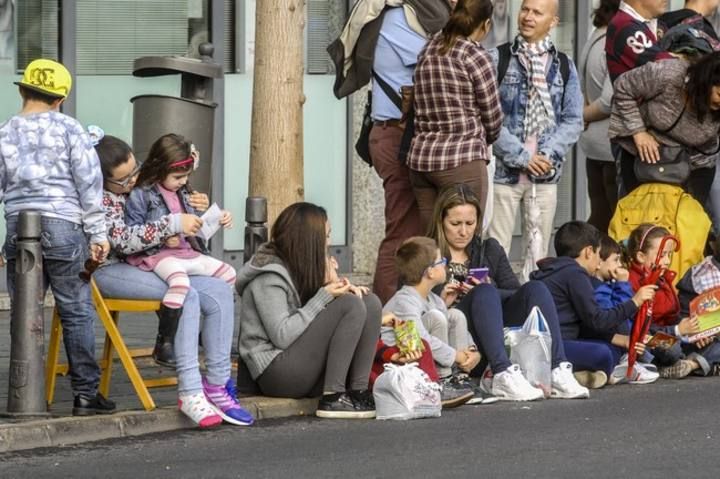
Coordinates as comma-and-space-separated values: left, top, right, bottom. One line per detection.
408, 34, 503, 172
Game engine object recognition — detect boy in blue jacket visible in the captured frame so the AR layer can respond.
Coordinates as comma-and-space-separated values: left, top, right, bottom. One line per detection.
530, 222, 658, 386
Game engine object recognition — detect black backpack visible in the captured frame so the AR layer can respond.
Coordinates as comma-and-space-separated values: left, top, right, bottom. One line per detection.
496, 42, 571, 105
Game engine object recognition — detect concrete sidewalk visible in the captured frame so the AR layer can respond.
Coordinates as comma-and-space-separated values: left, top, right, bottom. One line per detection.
0, 304, 319, 453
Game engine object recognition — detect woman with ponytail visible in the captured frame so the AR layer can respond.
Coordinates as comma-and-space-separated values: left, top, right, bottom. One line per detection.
407, 0, 502, 231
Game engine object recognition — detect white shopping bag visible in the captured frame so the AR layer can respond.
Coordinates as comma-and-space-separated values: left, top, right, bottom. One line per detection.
372, 363, 441, 420
506, 306, 552, 397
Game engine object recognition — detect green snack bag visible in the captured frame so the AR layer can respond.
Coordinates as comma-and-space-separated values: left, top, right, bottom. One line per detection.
394, 320, 425, 356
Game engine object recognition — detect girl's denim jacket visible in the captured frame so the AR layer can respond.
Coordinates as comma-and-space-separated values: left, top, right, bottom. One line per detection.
124, 185, 208, 257
488, 38, 584, 184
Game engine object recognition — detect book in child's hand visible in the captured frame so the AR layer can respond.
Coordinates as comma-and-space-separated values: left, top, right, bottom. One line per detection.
688, 287, 720, 342
196, 203, 223, 241
394, 321, 425, 356
645, 331, 678, 349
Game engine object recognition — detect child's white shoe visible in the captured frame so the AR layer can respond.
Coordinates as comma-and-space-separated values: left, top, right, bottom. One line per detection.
491, 364, 545, 401
551, 362, 590, 399
609, 355, 659, 385
179, 392, 223, 428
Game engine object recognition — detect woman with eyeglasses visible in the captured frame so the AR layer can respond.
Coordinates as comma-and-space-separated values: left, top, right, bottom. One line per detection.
90, 131, 253, 428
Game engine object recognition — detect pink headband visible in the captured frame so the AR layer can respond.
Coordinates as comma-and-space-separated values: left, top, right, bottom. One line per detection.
170, 156, 194, 168
638, 226, 660, 251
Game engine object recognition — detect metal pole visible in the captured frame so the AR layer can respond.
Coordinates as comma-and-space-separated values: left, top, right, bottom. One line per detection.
7, 211, 48, 416
243, 197, 268, 263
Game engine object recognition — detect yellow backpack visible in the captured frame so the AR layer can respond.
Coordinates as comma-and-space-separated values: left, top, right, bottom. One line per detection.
608, 183, 711, 284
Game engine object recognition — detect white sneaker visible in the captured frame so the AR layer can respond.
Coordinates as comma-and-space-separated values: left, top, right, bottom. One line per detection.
551, 362, 590, 399
609, 355, 659, 385
491, 364, 545, 401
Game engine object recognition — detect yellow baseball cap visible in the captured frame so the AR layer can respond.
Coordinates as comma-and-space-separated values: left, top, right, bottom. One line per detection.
14, 59, 72, 99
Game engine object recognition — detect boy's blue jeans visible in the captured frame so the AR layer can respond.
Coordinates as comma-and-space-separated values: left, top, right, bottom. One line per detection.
4, 216, 100, 398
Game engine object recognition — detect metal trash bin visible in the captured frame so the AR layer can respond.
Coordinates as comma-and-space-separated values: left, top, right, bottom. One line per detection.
131, 43, 222, 196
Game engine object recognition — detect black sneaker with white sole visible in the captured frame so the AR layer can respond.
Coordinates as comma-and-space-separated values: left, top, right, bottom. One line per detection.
315, 392, 376, 419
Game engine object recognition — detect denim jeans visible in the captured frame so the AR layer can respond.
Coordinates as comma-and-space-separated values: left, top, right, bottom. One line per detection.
4, 217, 100, 397
93, 263, 235, 394
456, 281, 568, 375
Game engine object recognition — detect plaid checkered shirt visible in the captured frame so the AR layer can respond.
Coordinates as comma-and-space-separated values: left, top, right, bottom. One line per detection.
407, 35, 503, 172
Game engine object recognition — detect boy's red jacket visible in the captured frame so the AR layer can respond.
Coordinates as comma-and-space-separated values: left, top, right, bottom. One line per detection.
629, 263, 680, 326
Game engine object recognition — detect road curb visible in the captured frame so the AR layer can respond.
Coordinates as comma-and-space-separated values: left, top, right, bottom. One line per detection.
0, 396, 318, 453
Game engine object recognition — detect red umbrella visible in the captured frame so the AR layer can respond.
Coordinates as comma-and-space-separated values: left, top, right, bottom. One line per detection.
627, 234, 680, 378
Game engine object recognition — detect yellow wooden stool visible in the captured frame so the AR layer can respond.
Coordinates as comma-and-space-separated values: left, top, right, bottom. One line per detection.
45, 278, 177, 411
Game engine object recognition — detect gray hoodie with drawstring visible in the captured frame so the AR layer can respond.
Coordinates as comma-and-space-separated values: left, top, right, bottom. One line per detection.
235, 244, 334, 380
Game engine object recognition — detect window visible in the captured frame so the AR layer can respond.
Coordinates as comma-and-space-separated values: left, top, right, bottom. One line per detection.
15, 0, 59, 71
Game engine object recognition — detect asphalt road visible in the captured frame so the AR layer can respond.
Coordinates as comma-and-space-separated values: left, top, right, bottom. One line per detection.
2, 377, 718, 479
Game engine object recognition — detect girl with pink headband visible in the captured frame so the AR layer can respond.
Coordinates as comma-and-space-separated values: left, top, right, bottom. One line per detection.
124, 133, 236, 311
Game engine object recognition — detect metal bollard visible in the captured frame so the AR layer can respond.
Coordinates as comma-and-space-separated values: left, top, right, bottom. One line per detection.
243, 197, 268, 264
7, 211, 48, 416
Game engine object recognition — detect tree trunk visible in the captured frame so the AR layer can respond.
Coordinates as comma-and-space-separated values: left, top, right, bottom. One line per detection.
249, 0, 306, 227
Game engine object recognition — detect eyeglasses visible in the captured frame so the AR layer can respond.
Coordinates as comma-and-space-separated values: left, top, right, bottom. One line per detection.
428, 257, 448, 269
78, 258, 100, 282
105, 164, 141, 188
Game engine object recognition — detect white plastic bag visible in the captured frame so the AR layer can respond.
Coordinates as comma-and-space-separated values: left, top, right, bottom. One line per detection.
372, 363, 441, 420
506, 306, 552, 397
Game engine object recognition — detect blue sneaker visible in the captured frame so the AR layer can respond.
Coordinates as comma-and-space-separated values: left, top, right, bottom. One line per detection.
202, 378, 255, 426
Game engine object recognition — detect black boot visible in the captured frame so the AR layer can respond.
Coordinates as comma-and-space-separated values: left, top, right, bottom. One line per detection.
152, 305, 182, 368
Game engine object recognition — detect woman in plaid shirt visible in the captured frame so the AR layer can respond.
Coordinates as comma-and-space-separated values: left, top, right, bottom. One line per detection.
408, 0, 503, 230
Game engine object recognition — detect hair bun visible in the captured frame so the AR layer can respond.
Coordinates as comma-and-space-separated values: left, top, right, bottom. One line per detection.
87, 125, 105, 147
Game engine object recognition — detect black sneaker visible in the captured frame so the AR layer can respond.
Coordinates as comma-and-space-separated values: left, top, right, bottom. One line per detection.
72, 393, 117, 416
315, 392, 376, 419
349, 389, 376, 410
439, 376, 473, 409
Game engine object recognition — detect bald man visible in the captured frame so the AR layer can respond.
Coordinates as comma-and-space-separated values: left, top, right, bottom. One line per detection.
487, 0, 583, 265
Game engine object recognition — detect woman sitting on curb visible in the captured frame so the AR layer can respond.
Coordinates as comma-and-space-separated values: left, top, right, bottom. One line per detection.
236, 202, 382, 419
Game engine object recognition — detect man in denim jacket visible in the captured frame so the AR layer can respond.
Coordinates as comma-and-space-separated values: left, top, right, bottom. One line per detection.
487, 0, 583, 261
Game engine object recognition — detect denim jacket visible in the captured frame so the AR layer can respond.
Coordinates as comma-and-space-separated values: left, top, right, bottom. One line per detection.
489, 38, 583, 184
124, 185, 208, 257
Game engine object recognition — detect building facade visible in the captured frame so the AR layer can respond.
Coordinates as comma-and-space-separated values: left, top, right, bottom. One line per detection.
0, 0, 705, 291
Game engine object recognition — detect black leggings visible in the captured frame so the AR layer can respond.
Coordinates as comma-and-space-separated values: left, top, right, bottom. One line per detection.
258, 294, 382, 398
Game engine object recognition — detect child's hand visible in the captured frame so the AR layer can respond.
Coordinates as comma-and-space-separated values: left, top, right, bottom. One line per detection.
441, 282, 460, 307
634, 341, 647, 356
678, 316, 700, 336
613, 266, 629, 282
165, 235, 181, 248
382, 313, 401, 328
90, 241, 110, 262
632, 284, 657, 307
219, 210, 233, 229
390, 350, 422, 364
694, 336, 716, 349
187, 192, 209, 212
179, 214, 203, 236
457, 348, 481, 373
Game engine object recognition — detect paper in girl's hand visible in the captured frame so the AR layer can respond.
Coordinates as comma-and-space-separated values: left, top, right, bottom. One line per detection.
196, 203, 223, 240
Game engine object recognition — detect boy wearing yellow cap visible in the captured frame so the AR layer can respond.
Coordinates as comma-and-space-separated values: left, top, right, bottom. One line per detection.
0, 59, 114, 415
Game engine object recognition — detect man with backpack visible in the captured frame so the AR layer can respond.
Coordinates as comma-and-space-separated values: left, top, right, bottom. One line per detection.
487, 0, 583, 261
328, 0, 452, 304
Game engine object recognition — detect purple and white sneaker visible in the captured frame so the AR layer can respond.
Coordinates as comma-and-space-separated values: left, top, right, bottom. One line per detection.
202, 378, 254, 426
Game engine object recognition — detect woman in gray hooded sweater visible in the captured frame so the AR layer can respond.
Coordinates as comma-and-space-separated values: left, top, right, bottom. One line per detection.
236, 202, 382, 419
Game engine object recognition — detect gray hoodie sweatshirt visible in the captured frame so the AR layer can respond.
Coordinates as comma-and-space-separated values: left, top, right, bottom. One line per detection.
235, 244, 334, 379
